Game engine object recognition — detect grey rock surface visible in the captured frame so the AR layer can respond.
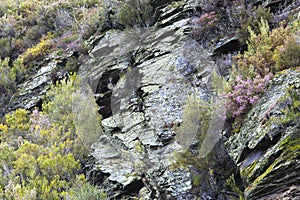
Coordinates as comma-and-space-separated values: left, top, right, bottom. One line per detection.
79, 1, 224, 198
225, 69, 300, 199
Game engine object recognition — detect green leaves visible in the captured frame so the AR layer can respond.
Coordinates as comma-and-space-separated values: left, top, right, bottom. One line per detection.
224, 17, 300, 118
116, 0, 154, 28
0, 74, 104, 199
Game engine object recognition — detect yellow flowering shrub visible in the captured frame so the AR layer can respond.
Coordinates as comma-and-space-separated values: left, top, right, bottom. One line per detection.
20, 34, 54, 66
0, 74, 104, 199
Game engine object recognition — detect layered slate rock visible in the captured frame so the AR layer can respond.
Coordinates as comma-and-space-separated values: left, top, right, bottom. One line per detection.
6, 52, 77, 111
79, 1, 234, 199
225, 69, 300, 199
7, 61, 56, 111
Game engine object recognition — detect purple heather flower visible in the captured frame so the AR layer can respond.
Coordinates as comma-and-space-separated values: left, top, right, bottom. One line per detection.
233, 110, 240, 116
236, 96, 241, 103
249, 97, 255, 104
32, 109, 39, 117
236, 75, 242, 82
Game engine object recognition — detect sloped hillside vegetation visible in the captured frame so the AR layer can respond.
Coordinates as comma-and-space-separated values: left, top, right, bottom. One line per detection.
0, 0, 300, 199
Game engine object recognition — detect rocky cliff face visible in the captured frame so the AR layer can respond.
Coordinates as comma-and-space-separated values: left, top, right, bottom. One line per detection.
79, 2, 225, 198
226, 70, 300, 200
4, 0, 300, 199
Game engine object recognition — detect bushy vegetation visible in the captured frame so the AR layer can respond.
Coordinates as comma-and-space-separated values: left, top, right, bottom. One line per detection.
68, 181, 107, 200
190, 0, 272, 46
0, 0, 162, 197
115, 0, 154, 28
0, 0, 299, 198
0, 0, 159, 96
0, 74, 104, 199
224, 18, 300, 117
0, 57, 26, 92
0, 0, 106, 94
20, 33, 54, 67
0, 0, 104, 39
234, 5, 272, 46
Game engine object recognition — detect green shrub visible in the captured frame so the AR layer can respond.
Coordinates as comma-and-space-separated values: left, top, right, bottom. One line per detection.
24, 25, 45, 42
224, 18, 300, 117
0, 108, 29, 145
0, 58, 14, 89
176, 92, 226, 158
20, 34, 54, 66
0, 0, 106, 71
116, 0, 154, 27
273, 37, 300, 71
0, 57, 26, 92
242, 18, 300, 74
192, 174, 201, 187
0, 108, 81, 199
235, 5, 272, 45
43, 74, 102, 161
68, 182, 107, 200
0, 38, 10, 59
0, 74, 103, 199
225, 174, 244, 200
0, 142, 15, 190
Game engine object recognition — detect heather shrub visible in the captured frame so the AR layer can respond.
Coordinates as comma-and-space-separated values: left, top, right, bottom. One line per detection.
54, 32, 83, 55
235, 5, 272, 45
0, 0, 109, 112
244, 18, 300, 73
236, 19, 278, 76
190, 1, 272, 46
61, 32, 80, 45
224, 18, 299, 117
191, 11, 219, 40
79, 6, 105, 39
0, 0, 106, 69
224, 71, 272, 116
